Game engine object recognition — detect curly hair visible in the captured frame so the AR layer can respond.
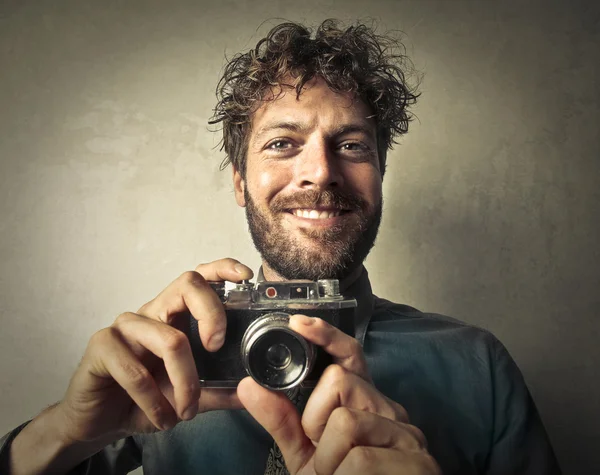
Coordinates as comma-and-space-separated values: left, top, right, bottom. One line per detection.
209, 19, 419, 177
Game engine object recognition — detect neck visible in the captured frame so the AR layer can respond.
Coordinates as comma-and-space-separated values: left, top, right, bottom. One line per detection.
260, 261, 286, 282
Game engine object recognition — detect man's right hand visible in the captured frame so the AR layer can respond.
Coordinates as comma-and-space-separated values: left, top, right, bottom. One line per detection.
55, 258, 252, 444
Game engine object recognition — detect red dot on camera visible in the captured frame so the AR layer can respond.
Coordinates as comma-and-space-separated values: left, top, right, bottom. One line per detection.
266, 287, 277, 298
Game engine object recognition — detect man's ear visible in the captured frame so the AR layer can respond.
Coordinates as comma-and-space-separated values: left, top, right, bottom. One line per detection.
233, 166, 246, 207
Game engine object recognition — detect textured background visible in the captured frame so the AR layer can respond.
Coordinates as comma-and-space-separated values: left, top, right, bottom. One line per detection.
1, 1, 598, 473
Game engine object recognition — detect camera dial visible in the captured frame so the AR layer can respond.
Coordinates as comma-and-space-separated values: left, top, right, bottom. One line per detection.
241, 312, 315, 391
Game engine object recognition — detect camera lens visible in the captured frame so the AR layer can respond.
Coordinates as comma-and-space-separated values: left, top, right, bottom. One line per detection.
241, 313, 315, 391
266, 343, 292, 370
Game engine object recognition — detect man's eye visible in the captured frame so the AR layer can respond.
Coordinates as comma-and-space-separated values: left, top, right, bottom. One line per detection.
340, 142, 366, 152
267, 140, 291, 150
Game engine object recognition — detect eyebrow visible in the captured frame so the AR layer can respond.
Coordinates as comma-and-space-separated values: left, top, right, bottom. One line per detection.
251, 120, 376, 146
252, 121, 311, 146
331, 124, 376, 138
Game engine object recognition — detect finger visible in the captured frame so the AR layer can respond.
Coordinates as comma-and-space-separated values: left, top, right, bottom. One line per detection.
197, 388, 243, 413
139, 258, 252, 320
194, 257, 253, 282
138, 271, 226, 351
289, 314, 370, 381
139, 259, 253, 351
85, 328, 177, 431
152, 371, 243, 414
113, 313, 200, 420
302, 364, 409, 442
237, 377, 314, 474
333, 446, 441, 475
314, 407, 427, 475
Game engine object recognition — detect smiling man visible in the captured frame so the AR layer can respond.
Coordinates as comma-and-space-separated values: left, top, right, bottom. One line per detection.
1, 20, 561, 475
236, 76, 383, 283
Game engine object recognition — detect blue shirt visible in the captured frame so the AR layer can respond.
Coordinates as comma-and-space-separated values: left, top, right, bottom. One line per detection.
0, 267, 561, 474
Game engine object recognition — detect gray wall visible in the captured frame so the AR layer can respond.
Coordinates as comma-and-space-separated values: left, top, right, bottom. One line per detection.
1, 1, 598, 473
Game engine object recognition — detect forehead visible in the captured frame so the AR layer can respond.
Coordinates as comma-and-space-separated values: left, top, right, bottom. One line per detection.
249, 78, 375, 138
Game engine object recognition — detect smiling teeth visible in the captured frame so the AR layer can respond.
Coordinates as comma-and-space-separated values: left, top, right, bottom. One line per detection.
292, 209, 341, 219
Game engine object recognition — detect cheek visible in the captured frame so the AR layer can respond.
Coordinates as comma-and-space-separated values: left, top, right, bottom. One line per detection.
372, 178, 383, 202
257, 171, 276, 189
248, 164, 291, 196
347, 168, 382, 205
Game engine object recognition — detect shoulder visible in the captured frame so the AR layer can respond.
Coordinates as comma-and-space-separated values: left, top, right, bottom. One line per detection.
365, 296, 522, 428
365, 296, 528, 425
365, 297, 519, 466
369, 295, 503, 355
362, 295, 561, 473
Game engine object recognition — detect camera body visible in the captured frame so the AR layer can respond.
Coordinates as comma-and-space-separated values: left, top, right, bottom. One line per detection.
185, 279, 357, 391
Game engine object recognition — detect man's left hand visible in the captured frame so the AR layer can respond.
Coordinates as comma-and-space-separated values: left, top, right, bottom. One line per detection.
238, 315, 441, 475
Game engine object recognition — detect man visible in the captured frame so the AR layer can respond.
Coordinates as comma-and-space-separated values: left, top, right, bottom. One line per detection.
1, 20, 561, 474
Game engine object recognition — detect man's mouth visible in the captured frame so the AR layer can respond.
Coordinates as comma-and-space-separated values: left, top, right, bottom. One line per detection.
289, 208, 349, 220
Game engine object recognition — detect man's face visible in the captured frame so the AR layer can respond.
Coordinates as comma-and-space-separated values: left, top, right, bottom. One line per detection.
233, 78, 383, 281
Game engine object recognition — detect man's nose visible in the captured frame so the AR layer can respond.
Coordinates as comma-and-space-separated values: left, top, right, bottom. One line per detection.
293, 141, 344, 190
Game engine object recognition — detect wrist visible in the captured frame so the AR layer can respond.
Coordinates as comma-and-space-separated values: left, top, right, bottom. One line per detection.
8, 403, 113, 475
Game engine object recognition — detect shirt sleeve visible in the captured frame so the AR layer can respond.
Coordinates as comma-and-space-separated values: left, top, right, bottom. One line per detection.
0, 422, 142, 475
485, 338, 562, 475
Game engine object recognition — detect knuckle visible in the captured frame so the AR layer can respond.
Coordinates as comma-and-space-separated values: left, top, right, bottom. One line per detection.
121, 362, 154, 391
343, 349, 362, 370
405, 423, 427, 448
114, 312, 136, 326
193, 262, 206, 272
347, 446, 377, 470
146, 402, 167, 422
394, 402, 410, 424
348, 337, 362, 355
90, 327, 116, 347
321, 363, 347, 384
320, 364, 352, 396
331, 407, 360, 434
180, 270, 204, 286
181, 382, 200, 401
300, 415, 312, 438
312, 317, 328, 328
373, 397, 401, 422
137, 301, 150, 315
161, 328, 189, 353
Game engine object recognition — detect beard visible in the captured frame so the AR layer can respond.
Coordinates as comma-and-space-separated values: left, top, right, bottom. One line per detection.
244, 187, 382, 281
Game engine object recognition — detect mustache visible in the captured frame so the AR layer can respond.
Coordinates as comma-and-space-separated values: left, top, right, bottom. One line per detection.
270, 189, 367, 212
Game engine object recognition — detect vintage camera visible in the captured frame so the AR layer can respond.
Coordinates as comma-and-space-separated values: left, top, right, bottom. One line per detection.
185, 279, 357, 391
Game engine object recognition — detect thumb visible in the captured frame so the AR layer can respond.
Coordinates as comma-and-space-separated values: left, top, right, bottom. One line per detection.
238, 377, 314, 474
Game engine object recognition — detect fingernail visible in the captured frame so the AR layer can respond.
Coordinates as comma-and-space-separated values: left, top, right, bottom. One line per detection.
161, 415, 177, 431
234, 263, 246, 274
208, 330, 226, 351
292, 314, 313, 325
182, 405, 197, 421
